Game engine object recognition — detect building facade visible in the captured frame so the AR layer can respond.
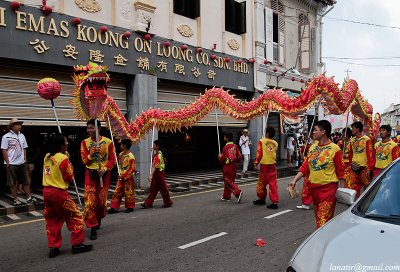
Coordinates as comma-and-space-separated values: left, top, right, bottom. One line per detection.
250, 0, 335, 160
0, 0, 256, 188
381, 103, 400, 135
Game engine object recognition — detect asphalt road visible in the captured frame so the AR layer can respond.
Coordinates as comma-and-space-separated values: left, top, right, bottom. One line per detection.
0, 176, 348, 272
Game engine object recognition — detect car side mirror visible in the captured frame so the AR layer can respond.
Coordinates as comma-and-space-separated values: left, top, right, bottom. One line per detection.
336, 188, 357, 205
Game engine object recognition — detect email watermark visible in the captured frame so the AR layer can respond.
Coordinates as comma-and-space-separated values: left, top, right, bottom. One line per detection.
330, 263, 400, 272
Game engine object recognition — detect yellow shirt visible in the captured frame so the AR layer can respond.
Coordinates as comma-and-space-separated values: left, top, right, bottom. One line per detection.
81, 136, 115, 170
350, 135, 371, 167
375, 140, 398, 169
42, 153, 74, 190
303, 142, 343, 185
254, 138, 278, 165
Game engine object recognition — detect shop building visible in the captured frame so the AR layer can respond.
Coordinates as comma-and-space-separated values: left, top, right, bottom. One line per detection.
0, 0, 255, 188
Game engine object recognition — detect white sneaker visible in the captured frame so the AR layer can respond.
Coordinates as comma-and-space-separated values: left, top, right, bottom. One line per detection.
296, 204, 311, 210
14, 199, 21, 205
220, 198, 230, 201
27, 196, 37, 203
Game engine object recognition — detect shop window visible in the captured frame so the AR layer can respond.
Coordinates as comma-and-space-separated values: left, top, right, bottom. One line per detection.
225, 0, 247, 35
270, 0, 285, 65
173, 0, 200, 19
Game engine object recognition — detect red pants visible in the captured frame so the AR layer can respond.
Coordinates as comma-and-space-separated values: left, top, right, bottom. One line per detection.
144, 171, 173, 207
84, 169, 110, 228
301, 176, 312, 205
43, 186, 84, 248
256, 164, 278, 203
349, 168, 371, 198
311, 182, 338, 229
110, 177, 135, 209
373, 168, 383, 178
222, 163, 241, 199
343, 162, 351, 188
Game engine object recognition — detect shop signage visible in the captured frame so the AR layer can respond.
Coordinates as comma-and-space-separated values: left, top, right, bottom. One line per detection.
0, 2, 253, 91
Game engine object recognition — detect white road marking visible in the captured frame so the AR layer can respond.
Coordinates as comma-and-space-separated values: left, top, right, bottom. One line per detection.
178, 232, 228, 249
7, 214, 21, 220
29, 211, 43, 217
264, 209, 292, 219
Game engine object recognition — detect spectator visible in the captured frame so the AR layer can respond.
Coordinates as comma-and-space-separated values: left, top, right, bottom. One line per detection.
286, 134, 295, 167
239, 129, 251, 173
1, 118, 37, 205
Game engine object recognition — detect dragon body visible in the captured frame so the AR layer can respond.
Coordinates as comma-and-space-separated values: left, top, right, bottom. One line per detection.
71, 62, 379, 143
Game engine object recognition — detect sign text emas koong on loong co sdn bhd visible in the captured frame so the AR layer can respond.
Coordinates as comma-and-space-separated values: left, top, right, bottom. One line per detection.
0, 2, 253, 91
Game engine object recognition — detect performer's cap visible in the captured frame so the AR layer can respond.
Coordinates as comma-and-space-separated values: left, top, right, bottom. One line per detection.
8, 118, 23, 129
243, 129, 249, 133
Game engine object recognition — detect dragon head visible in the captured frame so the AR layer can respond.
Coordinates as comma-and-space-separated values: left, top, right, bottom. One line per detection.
72, 62, 110, 119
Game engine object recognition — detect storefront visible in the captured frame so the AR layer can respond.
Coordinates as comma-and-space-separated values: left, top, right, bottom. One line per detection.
0, 3, 254, 187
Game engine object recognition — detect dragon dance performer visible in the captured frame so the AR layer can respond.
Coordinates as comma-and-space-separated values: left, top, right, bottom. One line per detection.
374, 125, 400, 178
337, 127, 353, 188
43, 134, 92, 258
289, 120, 345, 229
109, 139, 136, 214
81, 119, 116, 240
296, 135, 318, 211
141, 140, 173, 208
218, 133, 243, 203
253, 127, 279, 209
349, 121, 375, 198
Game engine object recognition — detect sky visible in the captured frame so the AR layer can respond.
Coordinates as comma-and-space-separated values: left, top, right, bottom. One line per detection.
322, 0, 400, 114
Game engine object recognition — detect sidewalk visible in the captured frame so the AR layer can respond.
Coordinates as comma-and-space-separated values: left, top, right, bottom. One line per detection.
0, 162, 298, 217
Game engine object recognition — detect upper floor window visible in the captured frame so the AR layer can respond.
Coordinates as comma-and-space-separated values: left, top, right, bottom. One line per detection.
299, 13, 310, 72
269, 0, 285, 65
225, 0, 247, 35
173, 0, 200, 19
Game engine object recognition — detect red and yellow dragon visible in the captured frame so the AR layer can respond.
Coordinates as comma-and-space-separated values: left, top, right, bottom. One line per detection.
71, 62, 380, 143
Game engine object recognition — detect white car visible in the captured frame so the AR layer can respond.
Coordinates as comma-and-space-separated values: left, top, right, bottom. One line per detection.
287, 158, 400, 272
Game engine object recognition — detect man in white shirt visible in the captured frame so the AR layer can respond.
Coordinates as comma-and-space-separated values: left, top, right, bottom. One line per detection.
286, 134, 295, 167
239, 129, 251, 173
1, 118, 36, 205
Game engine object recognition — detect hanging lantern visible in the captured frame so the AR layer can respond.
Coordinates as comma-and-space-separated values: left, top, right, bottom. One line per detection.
264, 59, 270, 65
37, 78, 61, 100
123, 31, 131, 39
300, 79, 305, 83
144, 33, 151, 40
273, 67, 278, 72
10, 1, 21, 10
72, 17, 81, 25
180, 44, 188, 50
237, 59, 242, 63
164, 41, 171, 47
248, 58, 256, 63
210, 54, 217, 60
42, 5, 52, 14
224, 57, 230, 63
197, 48, 203, 53
100, 26, 108, 32
291, 77, 295, 81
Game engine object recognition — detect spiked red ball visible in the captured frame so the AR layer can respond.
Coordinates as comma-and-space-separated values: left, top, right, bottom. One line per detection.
37, 78, 61, 100
42, 5, 52, 14
72, 17, 81, 25
10, 1, 21, 10
100, 26, 108, 32
144, 34, 151, 40
164, 41, 171, 47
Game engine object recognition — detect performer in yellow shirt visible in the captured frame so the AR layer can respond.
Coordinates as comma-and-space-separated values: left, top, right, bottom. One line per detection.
289, 120, 345, 229
109, 139, 136, 213
253, 127, 279, 209
337, 127, 353, 188
43, 134, 92, 258
80, 119, 116, 240
349, 121, 375, 198
374, 125, 400, 178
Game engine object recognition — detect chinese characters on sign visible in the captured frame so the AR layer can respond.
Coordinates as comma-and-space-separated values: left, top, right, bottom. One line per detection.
207, 70, 216, 80
157, 61, 167, 72
29, 39, 49, 54
89, 49, 104, 63
114, 54, 128, 66
191, 67, 201, 78
174, 64, 185, 75
137, 57, 149, 70
63, 44, 78, 60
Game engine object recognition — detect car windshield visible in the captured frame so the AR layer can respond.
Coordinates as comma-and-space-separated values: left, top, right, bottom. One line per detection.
356, 160, 400, 224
